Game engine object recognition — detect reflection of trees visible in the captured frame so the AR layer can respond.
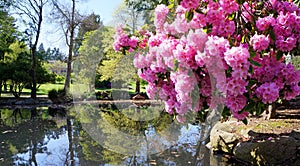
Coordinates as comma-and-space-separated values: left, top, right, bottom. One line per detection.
0, 105, 215, 165
73, 103, 199, 165
71, 104, 124, 165
66, 117, 75, 166
0, 108, 64, 165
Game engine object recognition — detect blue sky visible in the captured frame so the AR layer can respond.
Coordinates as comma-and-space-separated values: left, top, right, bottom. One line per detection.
78, 0, 122, 25
39, 0, 122, 53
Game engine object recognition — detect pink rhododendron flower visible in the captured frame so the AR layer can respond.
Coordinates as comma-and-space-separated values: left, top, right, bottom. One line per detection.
226, 94, 247, 114
146, 83, 157, 99
219, 0, 239, 14
180, 0, 200, 10
187, 29, 208, 52
224, 46, 250, 70
256, 82, 280, 104
256, 16, 276, 31
114, 0, 300, 123
250, 34, 270, 51
154, 4, 169, 32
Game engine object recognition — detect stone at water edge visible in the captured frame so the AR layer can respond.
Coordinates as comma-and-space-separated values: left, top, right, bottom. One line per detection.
233, 137, 300, 165
291, 129, 300, 140
15, 98, 38, 105
209, 121, 240, 153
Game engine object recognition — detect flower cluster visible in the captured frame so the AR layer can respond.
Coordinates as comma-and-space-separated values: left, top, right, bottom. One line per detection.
113, 0, 300, 122
250, 34, 270, 52
113, 26, 139, 52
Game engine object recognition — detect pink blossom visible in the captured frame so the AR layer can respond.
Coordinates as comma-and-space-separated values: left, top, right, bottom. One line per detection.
226, 95, 247, 113
226, 77, 248, 96
224, 46, 250, 70
256, 16, 275, 31
256, 82, 280, 104
146, 83, 157, 99
275, 35, 297, 52
219, 0, 239, 14
187, 29, 208, 52
133, 53, 152, 69
154, 4, 169, 32
180, 0, 200, 10
233, 111, 249, 120
284, 83, 300, 100
138, 68, 157, 83
190, 12, 207, 29
250, 34, 270, 51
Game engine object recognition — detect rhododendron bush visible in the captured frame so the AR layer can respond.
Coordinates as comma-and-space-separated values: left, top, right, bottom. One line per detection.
113, 0, 300, 123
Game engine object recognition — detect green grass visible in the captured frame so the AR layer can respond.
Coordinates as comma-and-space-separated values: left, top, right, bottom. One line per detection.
95, 82, 146, 94
36, 83, 65, 95
0, 83, 65, 97
0, 81, 147, 97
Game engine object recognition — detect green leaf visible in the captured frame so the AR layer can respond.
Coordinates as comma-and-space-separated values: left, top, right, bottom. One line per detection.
185, 10, 194, 23
236, 0, 245, 5
250, 50, 256, 58
173, 59, 179, 71
222, 106, 231, 118
250, 59, 262, 67
276, 51, 283, 61
168, 4, 174, 10
242, 118, 248, 125
269, 29, 276, 41
249, 65, 254, 74
245, 22, 252, 32
243, 102, 255, 112
248, 79, 257, 88
228, 13, 235, 20
241, 35, 246, 43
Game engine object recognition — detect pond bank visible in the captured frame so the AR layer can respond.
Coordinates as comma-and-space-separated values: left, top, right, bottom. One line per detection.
0, 96, 163, 108
208, 118, 300, 165
0, 97, 52, 107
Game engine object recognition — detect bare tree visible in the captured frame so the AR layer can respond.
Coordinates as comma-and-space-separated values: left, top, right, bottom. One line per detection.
13, 0, 49, 99
51, 0, 82, 94
113, 1, 144, 33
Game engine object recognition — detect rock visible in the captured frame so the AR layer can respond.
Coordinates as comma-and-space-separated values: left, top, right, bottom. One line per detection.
132, 94, 145, 100
15, 98, 37, 105
210, 121, 239, 153
233, 137, 300, 165
291, 129, 300, 140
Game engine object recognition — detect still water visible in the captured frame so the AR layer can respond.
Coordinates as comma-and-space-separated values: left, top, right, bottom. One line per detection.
0, 103, 231, 166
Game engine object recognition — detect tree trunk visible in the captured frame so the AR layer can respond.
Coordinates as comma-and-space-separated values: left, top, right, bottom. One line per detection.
31, 47, 37, 99
64, 0, 75, 94
0, 82, 2, 97
30, 2, 43, 99
31, 108, 38, 166
4, 83, 7, 92
67, 117, 75, 166
135, 78, 140, 94
270, 103, 277, 119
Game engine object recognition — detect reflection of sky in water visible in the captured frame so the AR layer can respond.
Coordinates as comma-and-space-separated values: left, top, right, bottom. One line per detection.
178, 124, 201, 145
0, 107, 227, 165
13, 129, 79, 165
11, 124, 201, 165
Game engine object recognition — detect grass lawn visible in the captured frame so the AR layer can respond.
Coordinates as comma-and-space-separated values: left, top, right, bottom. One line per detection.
95, 82, 146, 94
1, 81, 147, 97
1, 83, 65, 97
37, 83, 65, 95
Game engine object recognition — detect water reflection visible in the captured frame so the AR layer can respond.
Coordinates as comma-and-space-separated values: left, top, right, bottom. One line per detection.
0, 104, 229, 166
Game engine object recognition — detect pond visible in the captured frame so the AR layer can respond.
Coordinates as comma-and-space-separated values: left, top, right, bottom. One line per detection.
0, 103, 232, 166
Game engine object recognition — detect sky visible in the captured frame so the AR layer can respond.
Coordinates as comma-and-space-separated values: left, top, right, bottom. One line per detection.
39, 0, 122, 53
78, 0, 123, 25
